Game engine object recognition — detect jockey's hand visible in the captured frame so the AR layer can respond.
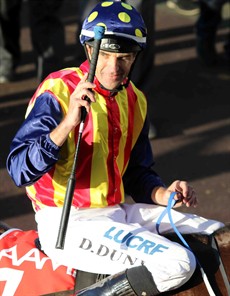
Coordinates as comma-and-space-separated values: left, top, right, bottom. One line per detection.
152, 180, 198, 208
49, 73, 96, 147
170, 180, 198, 208
67, 72, 96, 127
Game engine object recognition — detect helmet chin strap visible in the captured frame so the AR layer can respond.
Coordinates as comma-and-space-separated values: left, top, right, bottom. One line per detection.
83, 45, 140, 92
126, 51, 140, 86
100, 83, 123, 94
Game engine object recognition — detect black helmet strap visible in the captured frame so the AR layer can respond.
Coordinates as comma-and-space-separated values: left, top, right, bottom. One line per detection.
86, 35, 141, 53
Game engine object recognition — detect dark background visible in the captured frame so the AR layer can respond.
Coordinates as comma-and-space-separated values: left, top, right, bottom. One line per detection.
0, 0, 229, 230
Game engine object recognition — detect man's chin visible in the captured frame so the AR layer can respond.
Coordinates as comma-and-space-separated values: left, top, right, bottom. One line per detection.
102, 82, 122, 91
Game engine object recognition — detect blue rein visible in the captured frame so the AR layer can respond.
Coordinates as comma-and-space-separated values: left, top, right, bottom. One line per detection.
156, 192, 192, 251
156, 191, 216, 296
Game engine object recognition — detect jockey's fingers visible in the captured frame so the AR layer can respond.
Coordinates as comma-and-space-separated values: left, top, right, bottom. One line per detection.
174, 180, 189, 196
183, 192, 198, 208
72, 73, 96, 97
173, 186, 198, 208
70, 88, 96, 106
73, 82, 96, 98
81, 89, 96, 103
77, 98, 91, 113
174, 181, 195, 198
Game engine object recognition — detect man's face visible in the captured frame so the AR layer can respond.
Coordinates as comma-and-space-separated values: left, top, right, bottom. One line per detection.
86, 45, 137, 91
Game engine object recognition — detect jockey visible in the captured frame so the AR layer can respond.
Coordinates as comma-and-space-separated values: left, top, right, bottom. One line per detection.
6, 1, 224, 295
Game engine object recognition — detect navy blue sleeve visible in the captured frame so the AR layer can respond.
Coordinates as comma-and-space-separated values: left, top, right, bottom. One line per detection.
6, 93, 62, 187
123, 119, 165, 204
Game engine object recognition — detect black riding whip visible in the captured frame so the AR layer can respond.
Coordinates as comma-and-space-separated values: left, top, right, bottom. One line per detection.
56, 25, 105, 249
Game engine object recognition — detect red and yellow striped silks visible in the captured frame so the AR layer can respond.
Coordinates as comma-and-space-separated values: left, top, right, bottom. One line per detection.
25, 67, 147, 210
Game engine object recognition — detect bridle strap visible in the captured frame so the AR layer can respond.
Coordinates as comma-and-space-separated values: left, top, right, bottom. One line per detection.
209, 234, 230, 295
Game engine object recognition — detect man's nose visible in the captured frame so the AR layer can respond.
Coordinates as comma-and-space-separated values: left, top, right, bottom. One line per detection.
109, 57, 119, 71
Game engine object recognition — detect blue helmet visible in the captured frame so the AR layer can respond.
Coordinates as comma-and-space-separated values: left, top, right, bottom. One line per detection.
80, 1, 147, 53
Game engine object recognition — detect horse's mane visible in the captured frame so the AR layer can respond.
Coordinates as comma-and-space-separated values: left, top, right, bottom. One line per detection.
213, 222, 230, 247
0, 221, 11, 234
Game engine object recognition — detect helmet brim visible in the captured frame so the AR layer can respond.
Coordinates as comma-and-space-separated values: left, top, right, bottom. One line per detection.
86, 35, 142, 53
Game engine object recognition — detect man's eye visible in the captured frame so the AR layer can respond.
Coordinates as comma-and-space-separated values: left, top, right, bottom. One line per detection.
99, 51, 106, 57
120, 56, 132, 62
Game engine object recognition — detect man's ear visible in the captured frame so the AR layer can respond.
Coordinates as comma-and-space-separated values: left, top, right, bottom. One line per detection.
85, 44, 93, 60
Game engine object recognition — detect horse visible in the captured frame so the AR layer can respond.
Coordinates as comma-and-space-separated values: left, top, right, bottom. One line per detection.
162, 223, 230, 296
1, 222, 229, 296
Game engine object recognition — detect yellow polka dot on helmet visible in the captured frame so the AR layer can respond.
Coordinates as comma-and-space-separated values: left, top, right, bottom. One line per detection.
118, 12, 131, 23
88, 11, 98, 22
80, 1, 147, 51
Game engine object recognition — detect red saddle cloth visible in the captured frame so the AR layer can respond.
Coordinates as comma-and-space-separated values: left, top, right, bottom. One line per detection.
0, 229, 75, 295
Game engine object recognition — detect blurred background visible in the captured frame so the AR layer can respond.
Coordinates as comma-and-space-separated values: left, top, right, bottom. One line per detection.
0, 0, 229, 230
